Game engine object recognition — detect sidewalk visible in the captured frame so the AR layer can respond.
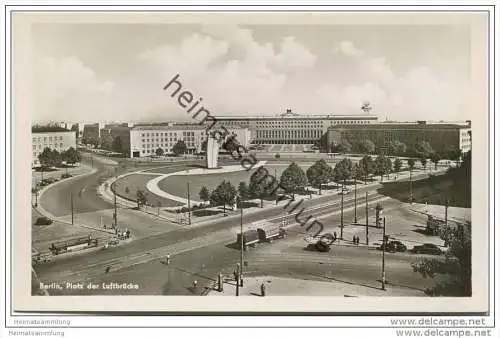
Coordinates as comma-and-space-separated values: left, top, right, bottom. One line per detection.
208, 276, 424, 297
408, 202, 471, 224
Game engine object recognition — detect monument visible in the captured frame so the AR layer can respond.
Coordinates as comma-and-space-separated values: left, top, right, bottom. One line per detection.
206, 131, 222, 169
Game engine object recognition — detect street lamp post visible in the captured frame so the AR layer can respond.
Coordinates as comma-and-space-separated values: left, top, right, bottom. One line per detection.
353, 180, 358, 223
70, 191, 74, 225
340, 180, 344, 240
365, 192, 369, 245
187, 182, 192, 225
381, 217, 387, 290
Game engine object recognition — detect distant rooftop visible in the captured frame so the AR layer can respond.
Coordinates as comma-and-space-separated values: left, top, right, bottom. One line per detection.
328, 121, 471, 130
32, 125, 71, 133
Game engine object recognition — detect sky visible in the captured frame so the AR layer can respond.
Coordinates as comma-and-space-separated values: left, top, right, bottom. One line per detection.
31, 23, 471, 123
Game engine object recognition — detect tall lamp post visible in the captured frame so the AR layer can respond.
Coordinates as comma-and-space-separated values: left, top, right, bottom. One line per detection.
381, 217, 387, 290
187, 182, 192, 225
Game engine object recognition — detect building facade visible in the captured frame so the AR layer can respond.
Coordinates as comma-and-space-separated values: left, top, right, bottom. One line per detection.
32, 131, 77, 167
130, 124, 251, 158
326, 121, 472, 155
215, 109, 378, 144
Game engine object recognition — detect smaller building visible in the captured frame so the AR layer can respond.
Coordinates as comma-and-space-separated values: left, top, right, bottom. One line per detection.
82, 123, 100, 144
130, 123, 251, 158
326, 121, 471, 155
32, 130, 77, 167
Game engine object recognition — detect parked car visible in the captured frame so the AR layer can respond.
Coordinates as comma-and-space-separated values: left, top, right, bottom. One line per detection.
378, 240, 407, 253
411, 243, 442, 255
35, 216, 53, 226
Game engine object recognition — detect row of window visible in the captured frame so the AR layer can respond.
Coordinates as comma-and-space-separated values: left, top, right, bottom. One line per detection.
255, 129, 322, 139
32, 136, 64, 142
33, 143, 65, 150
139, 131, 199, 137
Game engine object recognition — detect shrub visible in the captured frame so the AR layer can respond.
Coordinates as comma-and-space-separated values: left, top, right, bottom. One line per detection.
61, 173, 73, 179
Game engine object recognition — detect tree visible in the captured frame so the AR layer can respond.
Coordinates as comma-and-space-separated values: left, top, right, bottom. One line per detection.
333, 158, 353, 183
279, 162, 308, 200
358, 139, 375, 154
352, 163, 363, 182
99, 134, 114, 150
172, 140, 187, 156
62, 147, 81, 165
210, 180, 237, 214
359, 155, 374, 183
373, 155, 390, 182
393, 158, 402, 173
389, 140, 407, 156
136, 189, 148, 209
249, 172, 267, 208
155, 147, 164, 157
430, 153, 441, 170
412, 223, 471, 296
415, 140, 434, 158
38, 147, 53, 168
199, 186, 210, 204
420, 156, 427, 171
238, 181, 249, 201
407, 158, 416, 171
111, 136, 124, 153
306, 159, 333, 195
333, 140, 352, 154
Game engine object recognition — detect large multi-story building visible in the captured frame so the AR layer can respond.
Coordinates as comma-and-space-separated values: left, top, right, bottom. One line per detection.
32, 130, 77, 167
326, 121, 471, 155
130, 123, 251, 158
214, 109, 378, 144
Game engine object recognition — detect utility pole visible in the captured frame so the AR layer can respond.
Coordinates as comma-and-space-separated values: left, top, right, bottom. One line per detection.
275, 168, 278, 205
445, 199, 449, 228
365, 192, 369, 245
409, 168, 413, 204
340, 180, 344, 240
187, 182, 192, 225
114, 187, 117, 228
70, 191, 74, 225
353, 180, 358, 223
239, 206, 244, 287
381, 217, 387, 290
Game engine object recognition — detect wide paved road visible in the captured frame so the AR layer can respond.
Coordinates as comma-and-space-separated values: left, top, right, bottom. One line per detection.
34, 194, 437, 295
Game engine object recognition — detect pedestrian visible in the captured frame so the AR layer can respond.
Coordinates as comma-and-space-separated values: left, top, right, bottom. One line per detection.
233, 270, 238, 282
352, 235, 356, 244
333, 232, 337, 242
105, 266, 110, 274
356, 236, 360, 245
166, 254, 171, 265
193, 280, 198, 289
260, 282, 266, 297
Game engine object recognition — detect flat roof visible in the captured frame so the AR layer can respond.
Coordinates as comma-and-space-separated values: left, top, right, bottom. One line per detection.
214, 115, 378, 120
132, 123, 248, 131
328, 122, 471, 130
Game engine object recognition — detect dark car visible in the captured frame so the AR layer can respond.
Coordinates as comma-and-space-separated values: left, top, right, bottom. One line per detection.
378, 240, 407, 253
412, 243, 442, 255
34, 216, 53, 226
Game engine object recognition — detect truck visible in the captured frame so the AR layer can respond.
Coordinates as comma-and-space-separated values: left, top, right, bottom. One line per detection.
49, 235, 98, 255
256, 222, 287, 243
236, 229, 259, 249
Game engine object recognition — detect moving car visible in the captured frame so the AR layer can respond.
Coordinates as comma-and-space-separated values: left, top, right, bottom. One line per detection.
411, 243, 442, 255
34, 216, 53, 226
378, 240, 407, 253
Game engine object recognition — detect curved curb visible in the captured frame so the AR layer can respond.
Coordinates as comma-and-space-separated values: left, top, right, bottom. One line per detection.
145, 161, 267, 205
35, 164, 97, 221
